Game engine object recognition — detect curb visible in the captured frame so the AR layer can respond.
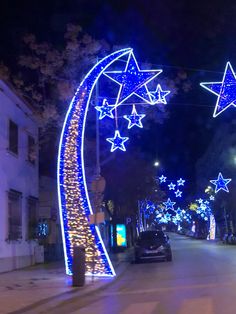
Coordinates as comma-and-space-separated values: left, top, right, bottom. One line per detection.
8, 261, 130, 314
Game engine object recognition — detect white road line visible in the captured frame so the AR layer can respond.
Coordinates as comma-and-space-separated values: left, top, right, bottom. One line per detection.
121, 302, 159, 314
99, 281, 234, 297
179, 297, 213, 314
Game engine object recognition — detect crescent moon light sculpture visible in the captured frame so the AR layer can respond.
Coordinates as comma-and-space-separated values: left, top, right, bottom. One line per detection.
57, 47, 166, 277
57, 48, 132, 276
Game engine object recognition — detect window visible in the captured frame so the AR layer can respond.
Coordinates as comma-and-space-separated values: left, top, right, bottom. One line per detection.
8, 190, 22, 240
28, 135, 36, 164
9, 120, 18, 155
27, 196, 38, 239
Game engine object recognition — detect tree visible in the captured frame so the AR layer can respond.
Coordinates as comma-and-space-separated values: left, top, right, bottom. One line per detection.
6, 24, 109, 174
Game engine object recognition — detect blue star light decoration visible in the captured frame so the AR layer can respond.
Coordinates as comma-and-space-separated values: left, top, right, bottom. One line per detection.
150, 84, 170, 105
196, 198, 203, 204
159, 175, 167, 183
200, 62, 236, 117
175, 190, 182, 198
168, 182, 176, 190
209, 195, 215, 201
106, 130, 129, 152
104, 52, 162, 105
163, 198, 176, 210
176, 207, 182, 215
177, 178, 185, 186
95, 98, 116, 119
123, 105, 145, 129
210, 172, 232, 193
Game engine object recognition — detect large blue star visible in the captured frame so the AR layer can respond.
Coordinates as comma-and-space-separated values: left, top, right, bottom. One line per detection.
106, 130, 129, 152
104, 52, 162, 105
150, 84, 170, 105
95, 98, 116, 119
210, 172, 232, 193
163, 198, 176, 210
123, 105, 145, 129
200, 62, 236, 117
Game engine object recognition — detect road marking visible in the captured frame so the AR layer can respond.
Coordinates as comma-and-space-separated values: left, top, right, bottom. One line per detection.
179, 297, 213, 314
99, 280, 234, 297
121, 302, 159, 314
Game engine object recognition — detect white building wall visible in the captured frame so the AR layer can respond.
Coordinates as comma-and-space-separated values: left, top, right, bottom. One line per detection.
0, 80, 40, 272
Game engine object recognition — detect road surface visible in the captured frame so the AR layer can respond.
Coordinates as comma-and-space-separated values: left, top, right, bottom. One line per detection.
47, 233, 236, 314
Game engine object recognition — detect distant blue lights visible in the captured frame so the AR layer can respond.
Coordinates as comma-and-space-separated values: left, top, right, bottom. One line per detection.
159, 175, 167, 183
163, 198, 176, 210
175, 190, 182, 198
168, 182, 176, 190
177, 178, 185, 186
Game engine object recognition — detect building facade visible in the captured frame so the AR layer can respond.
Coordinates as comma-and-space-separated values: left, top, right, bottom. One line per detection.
0, 80, 41, 272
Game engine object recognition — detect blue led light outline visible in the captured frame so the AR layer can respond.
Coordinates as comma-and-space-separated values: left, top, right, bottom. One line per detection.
57, 48, 132, 277
150, 84, 170, 105
123, 104, 145, 129
104, 52, 162, 106
210, 172, 232, 193
106, 130, 129, 152
95, 98, 116, 120
200, 62, 236, 117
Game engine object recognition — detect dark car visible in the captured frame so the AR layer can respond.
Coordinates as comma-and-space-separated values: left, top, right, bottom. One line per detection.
134, 230, 172, 263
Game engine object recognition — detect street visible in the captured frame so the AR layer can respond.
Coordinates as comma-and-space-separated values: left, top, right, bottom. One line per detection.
46, 234, 236, 314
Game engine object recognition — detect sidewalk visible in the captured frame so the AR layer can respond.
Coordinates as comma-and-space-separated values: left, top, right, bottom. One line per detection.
0, 249, 133, 314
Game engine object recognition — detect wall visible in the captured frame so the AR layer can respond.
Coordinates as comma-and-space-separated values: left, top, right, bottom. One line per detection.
0, 80, 40, 272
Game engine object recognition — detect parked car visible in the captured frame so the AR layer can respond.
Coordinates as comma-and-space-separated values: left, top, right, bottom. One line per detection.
134, 230, 172, 263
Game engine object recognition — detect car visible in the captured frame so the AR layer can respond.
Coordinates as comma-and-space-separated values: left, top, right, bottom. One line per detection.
134, 230, 172, 263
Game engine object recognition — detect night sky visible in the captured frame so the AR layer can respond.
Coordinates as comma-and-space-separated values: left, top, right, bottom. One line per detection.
1, 0, 236, 194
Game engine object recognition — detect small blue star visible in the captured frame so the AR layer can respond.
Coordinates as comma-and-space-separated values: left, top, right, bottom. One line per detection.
106, 130, 129, 152
165, 213, 171, 220
177, 178, 185, 186
176, 207, 182, 215
210, 172, 232, 193
209, 195, 215, 201
163, 198, 176, 210
196, 198, 203, 204
168, 182, 176, 190
123, 105, 145, 129
159, 175, 167, 183
200, 62, 236, 117
175, 190, 182, 198
150, 84, 170, 104
104, 52, 162, 105
95, 98, 116, 119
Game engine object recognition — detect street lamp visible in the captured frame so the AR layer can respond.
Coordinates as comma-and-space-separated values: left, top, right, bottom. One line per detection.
154, 161, 160, 167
